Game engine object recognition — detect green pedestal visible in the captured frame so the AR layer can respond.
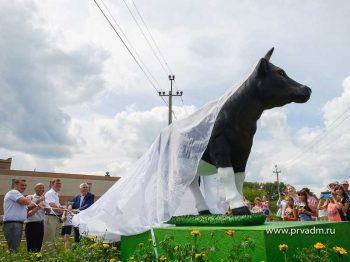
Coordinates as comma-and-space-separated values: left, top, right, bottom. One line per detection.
121, 221, 349, 261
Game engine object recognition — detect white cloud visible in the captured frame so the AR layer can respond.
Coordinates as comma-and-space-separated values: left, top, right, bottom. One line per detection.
0, 0, 108, 158
54, 105, 196, 175
323, 77, 350, 128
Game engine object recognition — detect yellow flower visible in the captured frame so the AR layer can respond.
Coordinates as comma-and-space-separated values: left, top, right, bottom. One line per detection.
129, 256, 135, 261
103, 243, 110, 249
195, 253, 205, 260
89, 235, 97, 241
191, 230, 200, 236
279, 244, 288, 252
159, 255, 167, 261
226, 230, 235, 237
109, 259, 116, 262
35, 252, 42, 258
148, 238, 153, 243
139, 243, 144, 248
90, 242, 99, 249
174, 245, 181, 251
333, 246, 347, 256
314, 242, 325, 250
111, 246, 118, 251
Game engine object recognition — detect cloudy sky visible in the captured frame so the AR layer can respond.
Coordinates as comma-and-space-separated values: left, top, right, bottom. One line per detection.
1, 0, 350, 194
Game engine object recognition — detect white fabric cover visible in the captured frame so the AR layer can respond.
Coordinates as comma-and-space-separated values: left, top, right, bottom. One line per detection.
73, 68, 253, 242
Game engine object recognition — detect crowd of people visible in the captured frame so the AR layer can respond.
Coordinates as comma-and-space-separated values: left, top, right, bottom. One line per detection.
244, 181, 350, 222
2, 178, 94, 253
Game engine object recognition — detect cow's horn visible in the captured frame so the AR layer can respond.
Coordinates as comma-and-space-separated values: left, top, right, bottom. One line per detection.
263, 47, 274, 62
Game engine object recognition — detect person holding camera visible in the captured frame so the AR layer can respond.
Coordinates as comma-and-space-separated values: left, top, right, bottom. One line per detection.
283, 196, 298, 221
297, 190, 316, 221
318, 186, 342, 222
335, 185, 350, 221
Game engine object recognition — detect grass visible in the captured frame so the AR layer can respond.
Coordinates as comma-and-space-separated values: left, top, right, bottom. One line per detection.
0, 223, 121, 262
0, 222, 71, 252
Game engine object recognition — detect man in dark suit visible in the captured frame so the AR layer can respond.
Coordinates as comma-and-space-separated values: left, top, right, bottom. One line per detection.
71, 183, 94, 242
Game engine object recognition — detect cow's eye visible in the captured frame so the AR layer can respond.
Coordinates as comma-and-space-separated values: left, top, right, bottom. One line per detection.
278, 70, 286, 77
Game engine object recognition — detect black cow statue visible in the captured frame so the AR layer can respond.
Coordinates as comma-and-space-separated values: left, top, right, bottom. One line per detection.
189, 48, 312, 216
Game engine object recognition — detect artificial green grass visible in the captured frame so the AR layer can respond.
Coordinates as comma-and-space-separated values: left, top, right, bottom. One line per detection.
166, 214, 266, 226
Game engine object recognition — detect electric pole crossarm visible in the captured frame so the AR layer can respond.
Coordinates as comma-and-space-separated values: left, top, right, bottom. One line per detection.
158, 75, 183, 125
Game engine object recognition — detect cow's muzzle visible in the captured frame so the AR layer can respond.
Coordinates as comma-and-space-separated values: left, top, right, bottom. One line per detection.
293, 85, 312, 103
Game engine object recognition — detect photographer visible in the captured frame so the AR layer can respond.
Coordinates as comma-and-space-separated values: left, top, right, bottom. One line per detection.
335, 185, 350, 221
283, 196, 298, 221
318, 187, 342, 222
297, 190, 316, 221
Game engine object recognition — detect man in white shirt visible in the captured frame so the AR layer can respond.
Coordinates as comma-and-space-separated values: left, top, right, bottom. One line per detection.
3, 179, 32, 252
41, 178, 63, 253
25, 183, 46, 252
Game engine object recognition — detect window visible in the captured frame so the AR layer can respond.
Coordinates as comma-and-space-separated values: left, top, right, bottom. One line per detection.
87, 183, 92, 192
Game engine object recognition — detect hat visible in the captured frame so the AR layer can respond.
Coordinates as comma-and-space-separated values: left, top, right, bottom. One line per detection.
340, 180, 349, 185
327, 181, 339, 190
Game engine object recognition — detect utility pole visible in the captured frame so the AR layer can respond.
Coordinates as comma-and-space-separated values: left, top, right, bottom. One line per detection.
158, 75, 183, 125
273, 164, 281, 195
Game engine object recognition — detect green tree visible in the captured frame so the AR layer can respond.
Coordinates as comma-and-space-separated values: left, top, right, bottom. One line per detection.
262, 182, 287, 201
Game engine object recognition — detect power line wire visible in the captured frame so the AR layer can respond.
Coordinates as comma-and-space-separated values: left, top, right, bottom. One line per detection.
94, 0, 168, 106
282, 106, 350, 168
96, 0, 181, 122
122, 0, 183, 119
130, 0, 187, 107
121, 0, 169, 77
100, 0, 163, 92
130, 0, 174, 76
125, 0, 188, 115
306, 113, 350, 152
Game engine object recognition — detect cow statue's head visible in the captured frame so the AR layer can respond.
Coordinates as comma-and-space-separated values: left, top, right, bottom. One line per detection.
253, 47, 312, 110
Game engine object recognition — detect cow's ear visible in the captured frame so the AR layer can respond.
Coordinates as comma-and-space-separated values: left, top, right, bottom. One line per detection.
257, 58, 269, 75
264, 47, 274, 62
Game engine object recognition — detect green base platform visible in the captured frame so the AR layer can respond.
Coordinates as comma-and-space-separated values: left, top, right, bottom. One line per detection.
121, 221, 349, 261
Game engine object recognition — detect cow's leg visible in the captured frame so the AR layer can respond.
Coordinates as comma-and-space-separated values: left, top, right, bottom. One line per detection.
234, 172, 245, 197
189, 175, 211, 215
206, 136, 250, 215
218, 168, 251, 216
218, 167, 244, 209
